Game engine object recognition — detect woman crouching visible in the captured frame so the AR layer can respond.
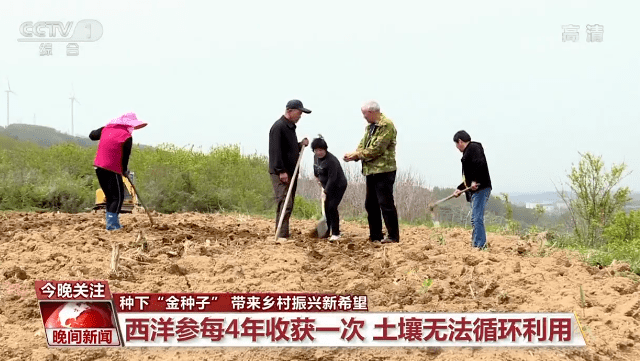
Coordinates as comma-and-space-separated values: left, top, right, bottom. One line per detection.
312, 136, 348, 241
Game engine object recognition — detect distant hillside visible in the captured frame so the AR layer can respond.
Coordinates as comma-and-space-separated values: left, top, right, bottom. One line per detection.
509, 190, 640, 211
0, 124, 94, 147
0, 124, 149, 149
0, 132, 42, 151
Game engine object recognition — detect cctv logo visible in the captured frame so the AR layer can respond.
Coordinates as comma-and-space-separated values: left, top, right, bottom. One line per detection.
18, 20, 103, 42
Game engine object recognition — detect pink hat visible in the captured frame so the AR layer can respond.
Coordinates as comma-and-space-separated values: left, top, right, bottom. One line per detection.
107, 112, 147, 133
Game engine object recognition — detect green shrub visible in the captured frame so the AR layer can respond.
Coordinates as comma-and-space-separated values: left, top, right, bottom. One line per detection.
505, 219, 521, 235
586, 238, 640, 275
292, 195, 321, 220
603, 210, 640, 244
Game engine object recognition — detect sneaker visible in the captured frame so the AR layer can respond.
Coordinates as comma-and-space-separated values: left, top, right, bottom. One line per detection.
381, 237, 399, 244
329, 235, 341, 242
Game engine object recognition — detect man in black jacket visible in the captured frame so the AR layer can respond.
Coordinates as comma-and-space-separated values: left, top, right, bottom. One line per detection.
269, 99, 310, 239
452, 130, 492, 248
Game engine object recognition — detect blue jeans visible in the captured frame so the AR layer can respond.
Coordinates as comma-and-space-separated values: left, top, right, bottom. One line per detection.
471, 187, 491, 248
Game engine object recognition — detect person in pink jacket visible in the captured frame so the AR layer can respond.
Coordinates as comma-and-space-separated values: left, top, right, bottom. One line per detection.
89, 113, 147, 230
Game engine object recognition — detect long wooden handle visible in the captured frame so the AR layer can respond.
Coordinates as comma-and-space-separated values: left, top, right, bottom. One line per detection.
320, 188, 326, 217
430, 186, 473, 208
275, 144, 307, 241
127, 174, 155, 226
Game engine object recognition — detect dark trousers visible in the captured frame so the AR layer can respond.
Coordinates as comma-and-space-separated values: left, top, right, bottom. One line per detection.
365, 171, 400, 241
270, 173, 298, 238
325, 187, 346, 236
96, 167, 124, 214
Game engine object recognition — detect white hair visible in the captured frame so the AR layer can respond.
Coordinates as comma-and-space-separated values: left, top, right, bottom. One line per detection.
361, 100, 380, 112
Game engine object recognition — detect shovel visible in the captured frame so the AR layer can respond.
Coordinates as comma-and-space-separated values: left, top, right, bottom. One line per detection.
428, 186, 472, 228
275, 144, 307, 241
316, 190, 329, 238
428, 186, 473, 211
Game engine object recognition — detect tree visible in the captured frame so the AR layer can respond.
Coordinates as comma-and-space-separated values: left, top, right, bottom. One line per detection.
534, 204, 545, 223
500, 193, 520, 233
501, 193, 513, 221
556, 152, 632, 247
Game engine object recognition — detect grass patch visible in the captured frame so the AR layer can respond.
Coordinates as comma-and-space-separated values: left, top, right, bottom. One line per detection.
551, 232, 640, 275
419, 278, 433, 293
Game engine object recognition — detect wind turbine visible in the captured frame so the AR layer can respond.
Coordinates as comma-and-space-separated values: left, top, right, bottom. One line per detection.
69, 84, 80, 136
5, 78, 16, 127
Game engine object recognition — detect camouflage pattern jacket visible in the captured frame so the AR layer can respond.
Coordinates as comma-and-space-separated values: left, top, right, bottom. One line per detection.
356, 113, 397, 176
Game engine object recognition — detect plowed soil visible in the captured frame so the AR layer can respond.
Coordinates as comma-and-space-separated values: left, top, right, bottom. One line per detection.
1, 211, 639, 361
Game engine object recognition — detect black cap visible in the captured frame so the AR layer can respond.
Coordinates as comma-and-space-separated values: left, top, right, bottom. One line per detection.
286, 99, 311, 114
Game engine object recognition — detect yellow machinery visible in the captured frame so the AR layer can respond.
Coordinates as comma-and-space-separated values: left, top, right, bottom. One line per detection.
94, 172, 140, 213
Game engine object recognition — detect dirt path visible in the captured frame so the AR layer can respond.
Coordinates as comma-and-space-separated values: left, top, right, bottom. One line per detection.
1, 211, 638, 360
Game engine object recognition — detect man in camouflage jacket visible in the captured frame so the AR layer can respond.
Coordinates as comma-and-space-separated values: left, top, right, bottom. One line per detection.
344, 101, 400, 243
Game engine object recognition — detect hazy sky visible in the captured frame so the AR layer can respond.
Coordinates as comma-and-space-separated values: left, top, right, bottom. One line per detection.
1, 0, 638, 194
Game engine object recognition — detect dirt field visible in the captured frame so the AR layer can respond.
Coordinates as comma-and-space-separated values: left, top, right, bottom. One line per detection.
1, 211, 639, 361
